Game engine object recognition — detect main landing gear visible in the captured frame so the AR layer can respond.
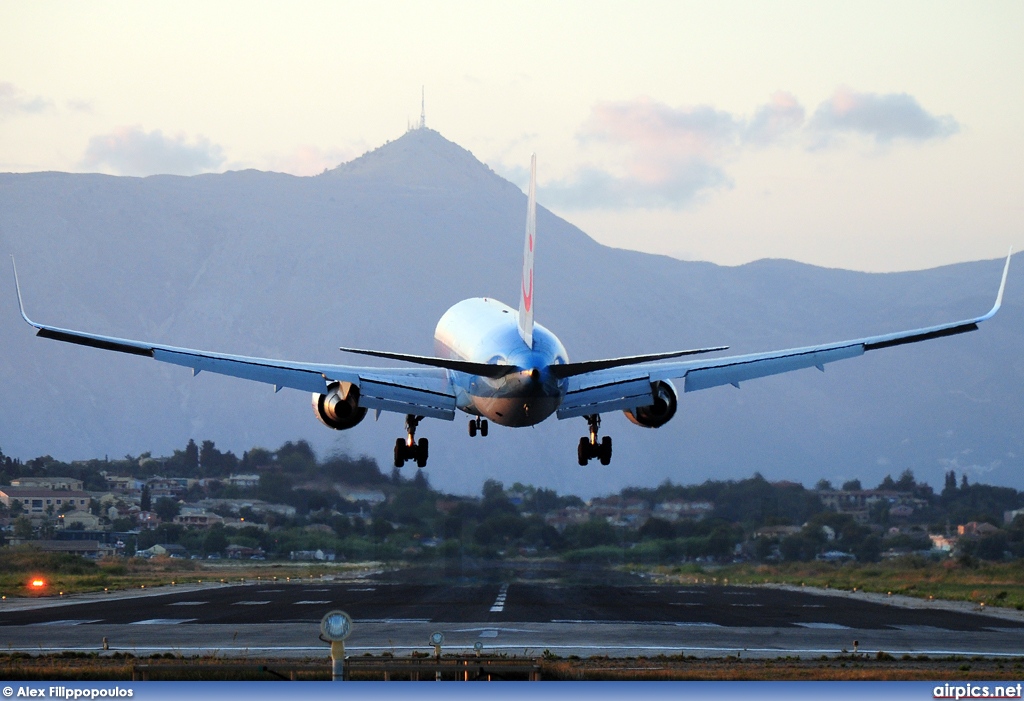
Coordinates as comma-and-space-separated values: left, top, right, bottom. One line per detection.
577, 414, 612, 466
394, 414, 428, 468
468, 417, 489, 437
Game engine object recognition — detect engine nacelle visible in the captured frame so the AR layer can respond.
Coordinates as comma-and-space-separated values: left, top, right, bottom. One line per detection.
624, 379, 678, 428
313, 381, 368, 430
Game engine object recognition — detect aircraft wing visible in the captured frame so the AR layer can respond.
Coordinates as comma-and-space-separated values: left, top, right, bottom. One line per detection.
12, 265, 456, 421
558, 252, 1011, 419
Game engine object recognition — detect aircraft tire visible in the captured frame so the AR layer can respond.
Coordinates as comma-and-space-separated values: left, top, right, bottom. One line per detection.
416, 437, 429, 468
599, 436, 612, 466
394, 438, 406, 468
469, 420, 477, 437
577, 437, 589, 466
480, 420, 488, 437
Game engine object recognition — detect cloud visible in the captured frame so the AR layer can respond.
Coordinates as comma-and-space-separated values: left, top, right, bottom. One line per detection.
544, 96, 785, 209
80, 126, 225, 176
540, 88, 958, 210
744, 91, 806, 146
808, 87, 959, 145
65, 98, 93, 114
0, 82, 52, 118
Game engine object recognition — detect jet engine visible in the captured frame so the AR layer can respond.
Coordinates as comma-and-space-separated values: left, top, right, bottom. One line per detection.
624, 379, 677, 428
313, 381, 368, 430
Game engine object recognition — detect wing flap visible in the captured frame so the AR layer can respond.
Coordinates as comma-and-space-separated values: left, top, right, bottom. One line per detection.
682, 344, 864, 392
358, 376, 456, 421
557, 376, 654, 419
155, 349, 329, 394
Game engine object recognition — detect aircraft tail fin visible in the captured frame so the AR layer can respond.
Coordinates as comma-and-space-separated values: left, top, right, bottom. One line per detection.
518, 154, 536, 348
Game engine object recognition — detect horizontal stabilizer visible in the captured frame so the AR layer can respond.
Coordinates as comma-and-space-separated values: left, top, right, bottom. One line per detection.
340, 347, 519, 379
549, 346, 728, 379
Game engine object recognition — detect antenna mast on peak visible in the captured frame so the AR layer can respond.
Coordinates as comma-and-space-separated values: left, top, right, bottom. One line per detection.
420, 86, 426, 129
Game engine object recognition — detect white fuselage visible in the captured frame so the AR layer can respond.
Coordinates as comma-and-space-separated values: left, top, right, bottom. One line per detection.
434, 297, 568, 427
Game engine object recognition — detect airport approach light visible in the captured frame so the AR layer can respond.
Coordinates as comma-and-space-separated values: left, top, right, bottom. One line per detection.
320, 610, 353, 681
474, 641, 483, 657
430, 632, 445, 680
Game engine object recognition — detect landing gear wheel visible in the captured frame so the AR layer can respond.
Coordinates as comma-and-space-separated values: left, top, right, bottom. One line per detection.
577, 415, 612, 465
577, 437, 590, 466
480, 419, 488, 437
469, 420, 477, 437
599, 436, 612, 466
394, 438, 406, 468
416, 438, 429, 468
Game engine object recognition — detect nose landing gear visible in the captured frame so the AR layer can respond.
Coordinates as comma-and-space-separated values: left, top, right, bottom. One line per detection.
468, 417, 489, 437
577, 414, 612, 466
394, 414, 428, 468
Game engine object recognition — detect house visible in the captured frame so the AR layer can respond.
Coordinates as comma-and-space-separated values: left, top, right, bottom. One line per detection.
103, 475, 145, 494
226, 474, 260, 488
0, 487, 91, 515
17, 540, 116, 558
958, 522, 1001, 537
338, 487, 387, 505
651, 500, 714, 522
58, 511, 105, 530
10, 477, 84, 491
290, 549, 335, 561
226, 544, 265, 559
137, 543, 188, 558
173, 509, 225, 528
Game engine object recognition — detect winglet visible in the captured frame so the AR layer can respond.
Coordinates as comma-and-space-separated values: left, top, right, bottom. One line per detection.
978, 248, 1012, 323
518, 154, 536, 349
10, 256, 39, 329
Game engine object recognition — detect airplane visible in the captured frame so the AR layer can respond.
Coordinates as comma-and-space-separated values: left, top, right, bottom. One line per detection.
12, 155, 1012, 469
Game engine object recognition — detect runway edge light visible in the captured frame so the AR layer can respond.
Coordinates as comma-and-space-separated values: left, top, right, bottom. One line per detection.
320, 609, 353, 681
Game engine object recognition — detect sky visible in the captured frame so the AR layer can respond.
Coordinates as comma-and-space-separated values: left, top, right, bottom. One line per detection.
1, 1, 1022, 272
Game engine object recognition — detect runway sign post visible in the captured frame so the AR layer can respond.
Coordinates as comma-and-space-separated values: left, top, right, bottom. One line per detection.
320, 610, 353, 681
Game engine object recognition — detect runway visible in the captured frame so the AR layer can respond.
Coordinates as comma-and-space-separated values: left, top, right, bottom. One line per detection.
2, 570, 1023, 659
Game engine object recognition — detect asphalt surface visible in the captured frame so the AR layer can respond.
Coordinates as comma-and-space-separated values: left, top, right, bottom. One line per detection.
2, 569, 1023, 659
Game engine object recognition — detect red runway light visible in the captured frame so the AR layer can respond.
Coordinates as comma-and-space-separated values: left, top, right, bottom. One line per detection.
30, 579, 46, 588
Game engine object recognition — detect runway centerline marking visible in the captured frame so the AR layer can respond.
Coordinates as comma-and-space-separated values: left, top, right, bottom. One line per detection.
490, 583, 509, 613
294, 600, 332, 605
130, 619, 197, 625
167, 601, 206, 606
794, 622, 850, 630
30, 620, 101, 626
232, 601, 271, 605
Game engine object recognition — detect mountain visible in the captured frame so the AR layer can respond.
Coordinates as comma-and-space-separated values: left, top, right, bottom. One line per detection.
0, 128, 1021, 498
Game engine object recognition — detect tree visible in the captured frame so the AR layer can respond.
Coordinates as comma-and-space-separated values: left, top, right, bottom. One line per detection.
895, 469, 916, 492
200, 440, 238, 476
814, 479, 833, 491
154, 497, 180, 522
203, 526, 228, 555
13, 516, 33, 539
140, 485, 151, 512
841, 479, 862, 492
